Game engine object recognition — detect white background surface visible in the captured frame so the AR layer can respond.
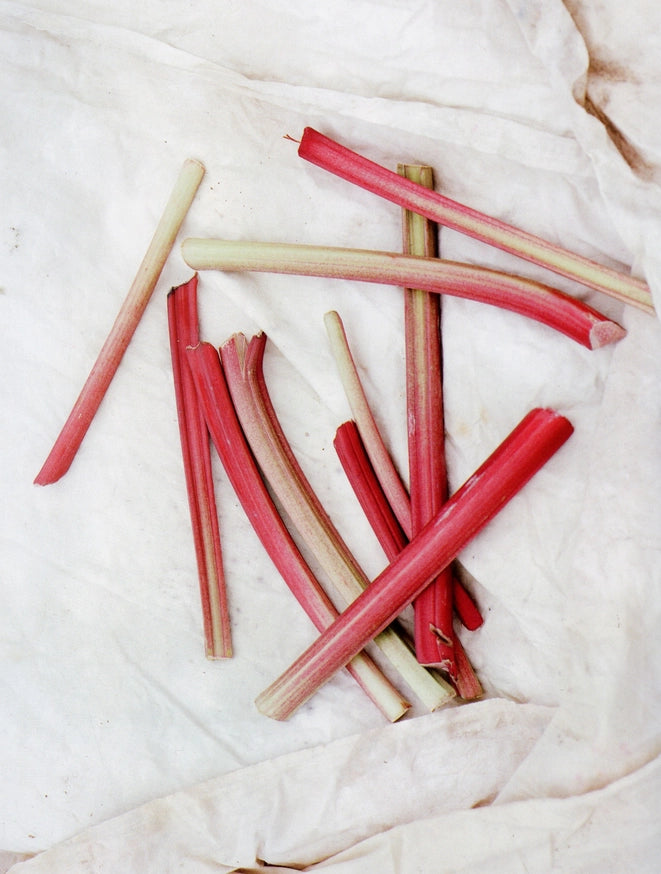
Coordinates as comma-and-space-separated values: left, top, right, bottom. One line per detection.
2, 1, 660, 869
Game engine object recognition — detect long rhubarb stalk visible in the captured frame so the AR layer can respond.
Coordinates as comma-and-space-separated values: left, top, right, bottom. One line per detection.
297, 127, 654, 313
220, 332, 455, 711
181, 239, 626, 349
256, 408, 573, 720
399, 163, 456, 673
186, 341, 410, 722
324, 310, 412, 536
35, 158, 205, 485
167, 276, 232, 659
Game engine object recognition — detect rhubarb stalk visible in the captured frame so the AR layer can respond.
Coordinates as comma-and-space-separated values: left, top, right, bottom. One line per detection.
167, 275, 232, 659
35, 158, 205, 485
333, 418, 484, 697
181, 239, 626, 350
399, 163, 457, 673
186, 341, 410, 721
220, 332, 455, 712
297, 127, 654, 313
324, 310, 412, 536
256, 407, 573, 720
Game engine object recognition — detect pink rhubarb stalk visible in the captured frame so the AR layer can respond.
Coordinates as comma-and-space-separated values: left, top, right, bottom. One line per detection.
220, 332, 455, 712
324, 310, 412, 536
186, 341, 410, 722
399, 163, 456, 673
35, 158, 205, 485
297, 127, 654, 313
181, 239, 626, 350
167, 275, 232, 659
255, 407, 573, 720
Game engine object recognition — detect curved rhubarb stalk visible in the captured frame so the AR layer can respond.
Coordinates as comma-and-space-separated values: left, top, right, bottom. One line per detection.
220, 333, 455, 712
298, 127, 653, 313
256, 408, 573, 720
186, 342, 410, 722
36, 158, 205, 485
181, 239, 626, 349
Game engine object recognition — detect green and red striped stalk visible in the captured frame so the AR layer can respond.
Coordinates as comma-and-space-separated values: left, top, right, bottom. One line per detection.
181, 239, 626, 350
399, 163, 457, 674
297, 127, 653, 313
256, 408, 573, 720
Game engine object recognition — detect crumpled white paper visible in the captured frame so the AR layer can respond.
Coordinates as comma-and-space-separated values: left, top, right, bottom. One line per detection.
2, 0, 660, 870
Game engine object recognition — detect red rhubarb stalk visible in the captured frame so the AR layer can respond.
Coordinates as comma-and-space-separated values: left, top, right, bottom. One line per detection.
181, 239, 626, 350
35, 158, 205, 485
297, 127, 653, 313
186, 341, 410, 722
220, 333, 455, 712
324, 310, 412, 536
255, 408, 573, 720
167, 276, 232, 659
399, 163, 457, 674
333, 420, 483, 634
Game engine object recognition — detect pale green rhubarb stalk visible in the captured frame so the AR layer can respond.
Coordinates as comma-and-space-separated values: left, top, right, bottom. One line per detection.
333, 419, 483, 701
323, 310, 412, 535
167, 275, 232, 659
399, 163, 457, 674
181, 239, 626, 350
220, 332, 455, 712
256, 408, 573, 720
186, 341, 410, 722
297, 127, 654, 313
35, 158, 205, 485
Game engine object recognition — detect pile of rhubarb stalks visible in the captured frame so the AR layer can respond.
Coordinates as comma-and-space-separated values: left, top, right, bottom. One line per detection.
35, 128, 654, 722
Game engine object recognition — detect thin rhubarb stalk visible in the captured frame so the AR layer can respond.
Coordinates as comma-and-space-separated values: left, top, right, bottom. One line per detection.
167, 276, 232, 659
186, 341, 410, 722
256, 408, 573, 719
35, 158, 206, 486
324, 310, 412, 537
221, 332, 455, 712
181, 239, 626, 350
399, 163, 456, 674
298, 127, 654, 313
334, 420, 483, 633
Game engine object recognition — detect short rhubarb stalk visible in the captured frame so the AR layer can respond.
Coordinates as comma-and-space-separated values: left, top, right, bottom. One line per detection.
181, 239, 626, 350
35, 158, 205, 485
255, 407, 573, 720
220, 332, 455, 712
324, 310, 412, 536
167, 275, 232, 659
186, 341, 410, 722
297, 127, 654, 313
333, 417, 484, 697
399, 163, 456, 673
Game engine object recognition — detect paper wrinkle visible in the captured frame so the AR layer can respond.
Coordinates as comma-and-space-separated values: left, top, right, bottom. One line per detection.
2, 0, 660, 869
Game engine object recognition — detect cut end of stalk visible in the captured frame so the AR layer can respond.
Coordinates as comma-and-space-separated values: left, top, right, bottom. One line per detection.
589, 319, 627, 349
